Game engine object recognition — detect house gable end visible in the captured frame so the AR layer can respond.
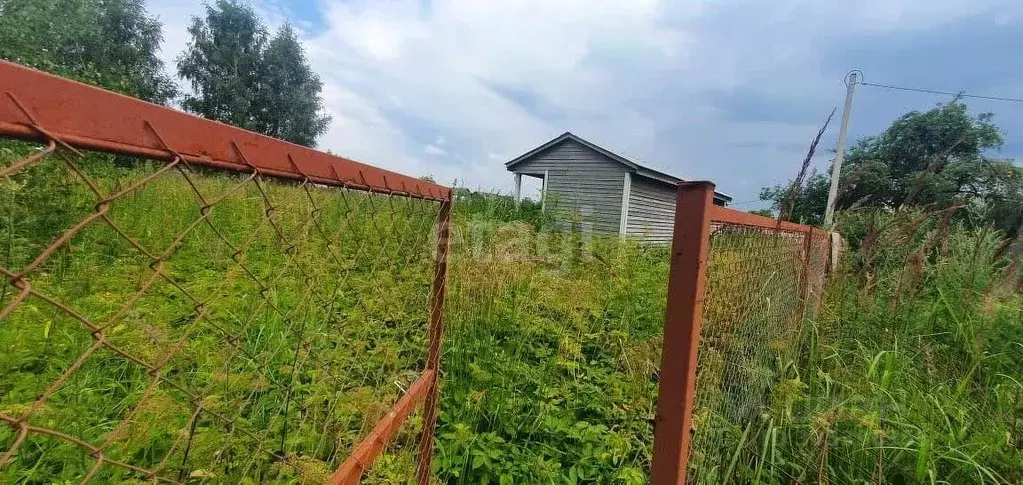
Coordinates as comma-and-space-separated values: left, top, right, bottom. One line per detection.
505, 132, 637, 172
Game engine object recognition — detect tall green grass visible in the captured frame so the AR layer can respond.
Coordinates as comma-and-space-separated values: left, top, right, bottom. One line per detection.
433, 199, 1023, 483
681, 211, 1023, 483
2, 142, 1020, 483
0, 143, 437, 483
435, 199, 668, 483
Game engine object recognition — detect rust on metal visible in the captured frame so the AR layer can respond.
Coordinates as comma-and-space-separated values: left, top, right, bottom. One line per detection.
416, 196, 453, 485
0, 60, 449, 202
0, 61, 449, 482
650, 181, 716, 485
708, 205, 814, 234
330, 369, 436, 485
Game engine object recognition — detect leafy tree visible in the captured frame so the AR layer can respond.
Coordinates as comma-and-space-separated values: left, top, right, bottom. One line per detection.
842, 102, 1003, 208
177, 0, 267, 131
0, 0, 177, 103
253, 25, 330, 146
759, 171, 830, 225
177, 1, 330, 146
762, 102, 1023, 235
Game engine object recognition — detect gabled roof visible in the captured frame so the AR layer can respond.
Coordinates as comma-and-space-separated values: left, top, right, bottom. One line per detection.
505, 132, 673, 183
505, 132, 732, 203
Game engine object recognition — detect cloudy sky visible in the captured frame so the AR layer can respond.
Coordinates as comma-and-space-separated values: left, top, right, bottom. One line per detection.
147, 0, 1023, 207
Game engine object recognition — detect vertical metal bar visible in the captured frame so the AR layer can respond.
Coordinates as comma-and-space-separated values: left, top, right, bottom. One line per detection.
650, 181, 715, 485
416, 193, 452, 485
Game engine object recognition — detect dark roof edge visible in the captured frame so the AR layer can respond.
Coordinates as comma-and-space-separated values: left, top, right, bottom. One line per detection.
632, 169, 732, 202
504, 131, 643, 170
506, 131, 732, 203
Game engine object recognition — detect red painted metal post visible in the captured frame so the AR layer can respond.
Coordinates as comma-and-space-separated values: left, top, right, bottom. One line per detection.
415, 194, 452, 485
650, 181, 715, 485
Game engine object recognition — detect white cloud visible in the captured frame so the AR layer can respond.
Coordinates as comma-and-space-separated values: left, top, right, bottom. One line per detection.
148, 0, 1023, 201
298, 0, 696, 188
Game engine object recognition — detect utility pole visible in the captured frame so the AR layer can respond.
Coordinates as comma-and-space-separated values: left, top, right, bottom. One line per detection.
823, 71, 859, 228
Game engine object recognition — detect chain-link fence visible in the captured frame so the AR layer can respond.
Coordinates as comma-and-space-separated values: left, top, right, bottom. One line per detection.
687, 222, 830, 483
0, 60, 450, 483
650, 182, 834, 484
2, 61, 852, 484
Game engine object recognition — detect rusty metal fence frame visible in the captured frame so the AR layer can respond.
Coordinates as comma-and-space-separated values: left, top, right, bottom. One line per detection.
650, 181, 834, 484
0, 60, 450, 484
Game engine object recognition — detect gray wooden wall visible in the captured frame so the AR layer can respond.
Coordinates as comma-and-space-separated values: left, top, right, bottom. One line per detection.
626, 175, 677, 244
511, 139, 627, 234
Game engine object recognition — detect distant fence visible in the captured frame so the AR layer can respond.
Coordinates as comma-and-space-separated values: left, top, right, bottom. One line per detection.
651, 182, 834, 484
0, 60, 449, 483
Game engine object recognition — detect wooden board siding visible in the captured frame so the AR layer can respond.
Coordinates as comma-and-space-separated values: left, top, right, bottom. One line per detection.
511, 139, 628, 234
626, 175, 677, 244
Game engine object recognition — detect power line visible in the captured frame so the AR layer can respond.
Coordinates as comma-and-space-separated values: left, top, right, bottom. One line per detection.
859, 81, 1023, 104
734, 75, 1022, 213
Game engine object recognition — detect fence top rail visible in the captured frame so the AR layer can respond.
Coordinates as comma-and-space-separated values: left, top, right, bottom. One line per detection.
0, 60, 450, 202
709, 204, 819, 234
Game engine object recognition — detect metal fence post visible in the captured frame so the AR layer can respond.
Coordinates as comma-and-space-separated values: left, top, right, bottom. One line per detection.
650, 181, 715, 485
416, 193, 452, 485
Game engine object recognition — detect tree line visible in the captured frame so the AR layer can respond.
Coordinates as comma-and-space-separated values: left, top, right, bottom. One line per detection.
760, 102, 1023, 239
0, 0, 329, 147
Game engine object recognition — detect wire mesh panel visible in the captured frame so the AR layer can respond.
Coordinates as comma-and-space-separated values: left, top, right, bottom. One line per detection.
804, 230, 832, 319
650, 182, 834, 485
0, 61, 450, 483
686, 224, 811, 484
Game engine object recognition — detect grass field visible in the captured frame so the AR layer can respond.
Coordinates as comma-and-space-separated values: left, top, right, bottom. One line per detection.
1, 144, 1022, 483
682, 213, 1023, 483
435, 198, 668, 484
0, 144, 438, 483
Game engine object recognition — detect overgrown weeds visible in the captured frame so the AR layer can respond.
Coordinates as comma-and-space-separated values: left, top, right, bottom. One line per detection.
685, 210, 1023, 483
0, 142, 436, 483
435, 210, 667, 484
1, 141, 1020, 483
